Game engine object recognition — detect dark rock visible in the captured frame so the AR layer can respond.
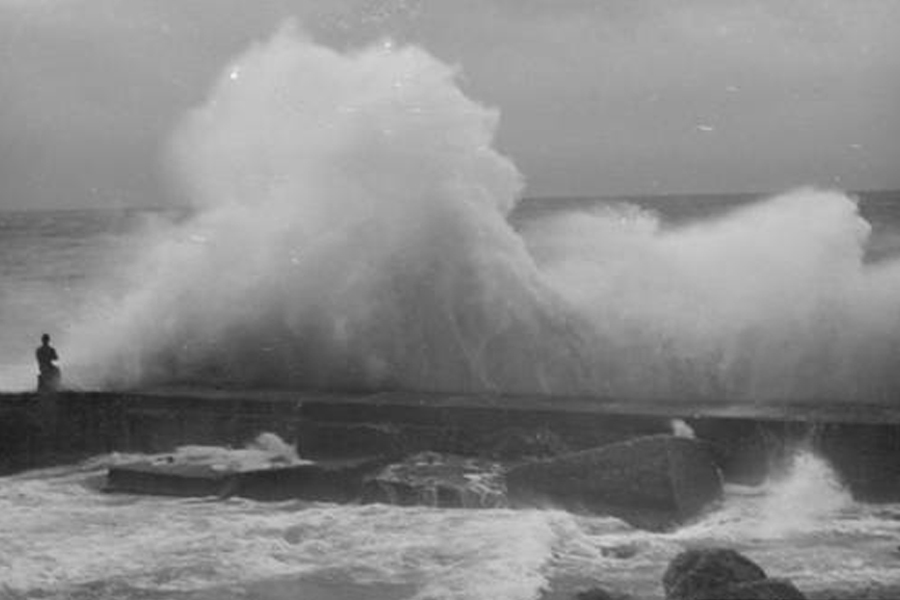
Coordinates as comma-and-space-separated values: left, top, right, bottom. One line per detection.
705, 578, 806, 599
662, 548, 767, 600
107, 459, 237, 497
106, 453, 388, 502
574, 587, 633, 600
231, 456, 390, 502
506, 435, 723, 530
361, 452, 507, 508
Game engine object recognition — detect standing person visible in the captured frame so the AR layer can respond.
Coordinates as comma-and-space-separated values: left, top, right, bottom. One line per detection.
36, 333, 61, 392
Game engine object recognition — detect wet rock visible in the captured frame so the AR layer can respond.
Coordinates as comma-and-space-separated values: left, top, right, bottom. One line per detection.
360, 451, 507, 508
574, 587, 632, 600
506, 435, 723, 530
662, 548, 777, 600
106, 450, 387, 502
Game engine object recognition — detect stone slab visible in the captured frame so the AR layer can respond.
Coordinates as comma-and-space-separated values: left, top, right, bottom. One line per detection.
105, 455, 387, 502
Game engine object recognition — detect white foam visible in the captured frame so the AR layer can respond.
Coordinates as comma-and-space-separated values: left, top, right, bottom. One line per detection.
670, 419, 695, 438
158, 432, 305, 472
0, 462, 559, 599
535, 460, 900, 598
667, 450, 854, 545
756, 450, 854, 537
3, 457, 900, 599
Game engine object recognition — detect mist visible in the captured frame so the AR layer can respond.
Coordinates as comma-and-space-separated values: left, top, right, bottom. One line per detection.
64, 24, 900, 402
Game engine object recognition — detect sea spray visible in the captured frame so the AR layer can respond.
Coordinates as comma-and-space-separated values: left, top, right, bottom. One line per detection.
158, 432, 305, 472
65, 21, 582, 393
756, 450, 853, 538
65, 22, 900, 401
672, 450, 853, 543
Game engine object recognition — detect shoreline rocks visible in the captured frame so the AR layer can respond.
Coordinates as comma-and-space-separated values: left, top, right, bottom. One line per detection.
106, 453, 390, 502
104, 434, 724, 531
360, 451, 507, 508
662, 548, 806, 600
574, 588, 633, 600
506, 435, 723, 530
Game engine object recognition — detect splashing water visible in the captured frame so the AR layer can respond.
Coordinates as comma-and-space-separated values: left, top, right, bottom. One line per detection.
669, 419, 695, 438
756, 450, 854, 538
542, 452, 898, 598
1, 453, 900, 599
62, 22, 900, 401
671, 450, 854, 543
157, 432, 306, 472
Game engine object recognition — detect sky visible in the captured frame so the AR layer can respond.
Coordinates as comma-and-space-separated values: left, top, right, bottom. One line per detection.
0, 0, 898, 210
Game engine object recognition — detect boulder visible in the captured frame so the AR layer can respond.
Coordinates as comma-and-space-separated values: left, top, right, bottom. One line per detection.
574, 587, 631, 600
663, 548, 774, 600
506, 435, 723, 530
361, 452, 507, 508
573, 587, 632, 600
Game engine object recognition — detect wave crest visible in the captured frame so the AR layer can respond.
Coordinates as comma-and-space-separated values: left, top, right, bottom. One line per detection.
67, 23, 900, 401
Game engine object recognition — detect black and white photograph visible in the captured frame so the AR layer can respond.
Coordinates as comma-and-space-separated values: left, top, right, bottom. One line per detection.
1, 1, 899, 598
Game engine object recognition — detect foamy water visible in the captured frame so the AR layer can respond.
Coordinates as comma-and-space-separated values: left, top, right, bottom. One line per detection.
547, 451, 900, 599
0, 457, 556, 600
1, 451, 899, 600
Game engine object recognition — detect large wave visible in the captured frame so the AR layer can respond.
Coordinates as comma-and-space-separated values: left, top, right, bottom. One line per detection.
66, 22, 900, 401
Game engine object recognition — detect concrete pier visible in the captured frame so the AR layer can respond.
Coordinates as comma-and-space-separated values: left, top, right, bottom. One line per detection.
2, 389, 900, 500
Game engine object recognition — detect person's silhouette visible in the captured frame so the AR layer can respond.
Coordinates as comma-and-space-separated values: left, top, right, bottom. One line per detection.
36, 333, 61, 392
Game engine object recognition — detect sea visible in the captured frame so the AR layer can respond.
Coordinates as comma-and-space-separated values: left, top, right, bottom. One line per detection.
3, 191, 900, 599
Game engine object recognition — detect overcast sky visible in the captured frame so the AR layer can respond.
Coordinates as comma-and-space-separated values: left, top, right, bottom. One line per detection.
1, 0, 898, 210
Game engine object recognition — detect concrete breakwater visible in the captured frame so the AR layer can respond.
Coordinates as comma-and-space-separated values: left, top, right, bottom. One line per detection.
2, 390, 900, 501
